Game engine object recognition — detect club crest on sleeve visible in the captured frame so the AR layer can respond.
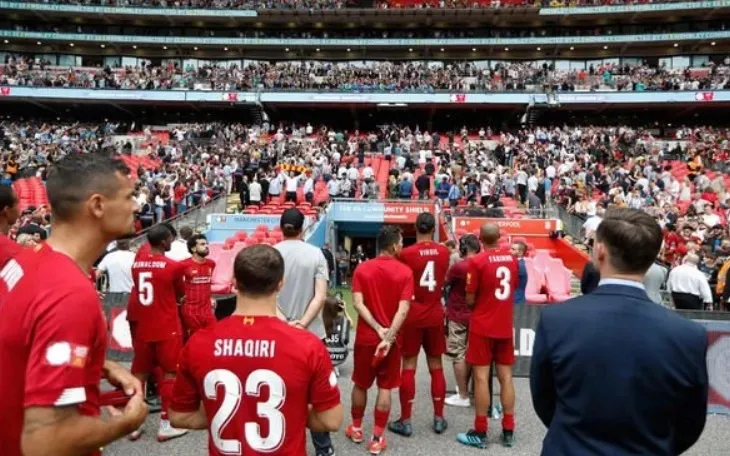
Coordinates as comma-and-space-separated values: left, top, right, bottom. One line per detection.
45, 342, 89, 368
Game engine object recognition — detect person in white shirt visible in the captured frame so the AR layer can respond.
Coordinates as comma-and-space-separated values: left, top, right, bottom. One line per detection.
284, 171, 302, 203
667, 253, 713, 310
303, 173, 315, 203
166, 225, 194, 262
582, 208, 604, 244
249, 178, 262, 206
268, 172, 283, 200
97, 239, 136, 293
701, 205, 721, 228
362, 165, 374, 181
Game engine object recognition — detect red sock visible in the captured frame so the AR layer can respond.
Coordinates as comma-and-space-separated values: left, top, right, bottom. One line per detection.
474, 414, 488, 433
399, 369, 416, 421
373, 408, 390, 437
503, 413, 515, 431
351, 405, 365, 428
430, 367, 446, 418
159, 378, 174, 421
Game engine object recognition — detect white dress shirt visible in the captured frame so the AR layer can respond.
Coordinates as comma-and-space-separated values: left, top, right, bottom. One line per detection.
166, 239, 192, 262
667, 264, 713, 304
97, 250, 136, 293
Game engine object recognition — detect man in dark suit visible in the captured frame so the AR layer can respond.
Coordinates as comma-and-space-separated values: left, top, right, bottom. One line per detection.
530, 208, 708, 456
580, 260, 601, 294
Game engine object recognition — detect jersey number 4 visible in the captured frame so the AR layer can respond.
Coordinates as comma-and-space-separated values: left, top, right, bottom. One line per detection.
138, 271, 154, 306
205, 368, 286, 454
419, 260, 437, 292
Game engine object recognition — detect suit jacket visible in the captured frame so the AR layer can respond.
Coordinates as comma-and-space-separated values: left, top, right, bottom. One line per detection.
514, 258, 527, 304
530, 283, 708, 456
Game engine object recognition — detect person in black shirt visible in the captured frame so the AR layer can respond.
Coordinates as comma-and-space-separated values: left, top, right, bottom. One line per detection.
580, 261, 601, 295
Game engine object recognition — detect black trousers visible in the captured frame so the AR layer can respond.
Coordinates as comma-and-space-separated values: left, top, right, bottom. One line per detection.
671, 292, 704, 310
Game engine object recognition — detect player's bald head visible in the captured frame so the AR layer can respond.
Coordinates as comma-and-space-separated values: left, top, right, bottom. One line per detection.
480, 223, 500, 247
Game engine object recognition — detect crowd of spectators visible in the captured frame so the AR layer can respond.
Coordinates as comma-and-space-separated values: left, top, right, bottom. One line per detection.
4, 58, 730, 92
5, 117, 730, 310
18, 0, 696, 10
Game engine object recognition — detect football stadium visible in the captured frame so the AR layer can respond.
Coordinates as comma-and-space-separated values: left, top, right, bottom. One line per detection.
2, 0, 730, 455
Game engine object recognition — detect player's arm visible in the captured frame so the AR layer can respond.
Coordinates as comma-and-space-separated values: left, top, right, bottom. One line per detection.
168, 404, 207, 430
465, 259, 479, 308
352, 291, 385, 335
22, 289, 147, 456
307, 342, 344, 432
384, 273, 414, 342
298, 252, 330, 328
173, 261, 186, 301
350, 267, 386, 334
169, 346, 208, 430
23, 401, 146, 456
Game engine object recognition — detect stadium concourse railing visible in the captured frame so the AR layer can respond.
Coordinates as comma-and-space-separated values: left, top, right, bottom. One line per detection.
127, 192, 228, 250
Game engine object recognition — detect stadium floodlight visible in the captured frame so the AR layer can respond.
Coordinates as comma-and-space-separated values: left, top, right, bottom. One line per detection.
711, 41, 717, 46
570, 46, 574, 50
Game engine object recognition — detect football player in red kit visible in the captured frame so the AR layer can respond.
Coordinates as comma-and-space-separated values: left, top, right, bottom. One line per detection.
346, 225, 413, 455
130, 224, 187, 442
0, 154, 147, 456
169, 245, 343, 455
179, 234, 216, 337
457, 223, 518, 449
389, 212, 451, 437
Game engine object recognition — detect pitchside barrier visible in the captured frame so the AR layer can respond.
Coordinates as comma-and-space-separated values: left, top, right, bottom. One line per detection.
102, 294, 730, 415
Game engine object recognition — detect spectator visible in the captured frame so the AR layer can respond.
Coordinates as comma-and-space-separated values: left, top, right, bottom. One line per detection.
667, 253, 714, 310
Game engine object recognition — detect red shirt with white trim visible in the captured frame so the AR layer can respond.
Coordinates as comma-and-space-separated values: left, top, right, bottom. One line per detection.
131, 251, 185, 342
171, 315, 340, 456
126, 242, 151, 323
399, 241, 450, 328
465, 247, 518, 339
0, 244, 107, 456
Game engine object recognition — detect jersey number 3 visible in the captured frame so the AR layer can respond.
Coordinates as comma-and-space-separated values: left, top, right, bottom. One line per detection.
419, 260, 437, 292
495, 266, 511, 301
205, 368, 286, 454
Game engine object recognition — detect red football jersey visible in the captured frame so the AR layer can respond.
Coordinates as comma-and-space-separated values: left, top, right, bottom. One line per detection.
126, 242, 152, 323
131, 251, 185, 342
399, 241, 451, 327
171, 315, 341, 456
180, 257, 216, 309
465, 247, 518, 339
351, 256, 414, 347
0, 244, 106, 456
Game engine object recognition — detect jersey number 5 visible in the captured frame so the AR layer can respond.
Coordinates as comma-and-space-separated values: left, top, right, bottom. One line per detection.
205, 368, 286, 454
419, 260, 437, 292
138, 272, 154, 306
495, 266, 511, 301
